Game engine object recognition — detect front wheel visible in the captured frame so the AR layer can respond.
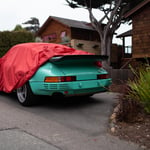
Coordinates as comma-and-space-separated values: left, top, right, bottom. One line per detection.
16, 83, 36, 106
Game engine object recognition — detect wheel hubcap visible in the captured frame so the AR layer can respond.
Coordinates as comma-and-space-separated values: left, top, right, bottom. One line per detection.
17, 85, 27, 103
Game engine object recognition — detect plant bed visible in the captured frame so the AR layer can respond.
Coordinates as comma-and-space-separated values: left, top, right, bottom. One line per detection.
109, 83, 150, 150
112, 112, 150, 149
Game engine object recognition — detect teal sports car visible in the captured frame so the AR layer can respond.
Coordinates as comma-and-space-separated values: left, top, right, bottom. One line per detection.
17, 55, 112, 106
0, 43, 112, 106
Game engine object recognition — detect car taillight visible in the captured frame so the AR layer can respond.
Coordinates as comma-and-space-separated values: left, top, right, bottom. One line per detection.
97, 74, 108, 79
44, 77, 60, 82
60, 76, 76, 82
44, 76, 76, 82
95, 61, 102, 68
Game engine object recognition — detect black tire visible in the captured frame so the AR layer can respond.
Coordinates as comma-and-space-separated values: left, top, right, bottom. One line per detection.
16, 83, 36, 106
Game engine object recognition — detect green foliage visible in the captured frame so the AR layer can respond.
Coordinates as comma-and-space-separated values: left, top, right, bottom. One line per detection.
0, 31, 34, 57
127, 63, 150, 114
23, 17, 40, 33
66, 0, 111, 8
66, 0, 143, 9
13, 25, 26, 32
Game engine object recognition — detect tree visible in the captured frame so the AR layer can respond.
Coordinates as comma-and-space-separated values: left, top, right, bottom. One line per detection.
13, 24, 26, 32
66, 0, 143, 66
23, 17, 40, 33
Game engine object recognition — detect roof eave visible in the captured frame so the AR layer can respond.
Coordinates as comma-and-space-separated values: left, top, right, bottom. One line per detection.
117, 30, 132, 38
37, 16, 52, 36
37, 16, 70, 36
124, 0, 150, 18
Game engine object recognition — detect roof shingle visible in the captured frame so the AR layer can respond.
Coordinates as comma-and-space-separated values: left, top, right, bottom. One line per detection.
51, 16, 95, 30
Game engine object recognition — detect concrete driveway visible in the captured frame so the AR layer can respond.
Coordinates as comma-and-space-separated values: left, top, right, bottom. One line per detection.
0, 92, 142, 150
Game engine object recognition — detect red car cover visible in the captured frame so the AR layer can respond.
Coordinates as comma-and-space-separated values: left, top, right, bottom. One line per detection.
0, 43, 92, 93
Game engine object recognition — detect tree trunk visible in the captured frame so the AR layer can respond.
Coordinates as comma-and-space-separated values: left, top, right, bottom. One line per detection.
100, 33, 112, 68
87, 4, 122, 68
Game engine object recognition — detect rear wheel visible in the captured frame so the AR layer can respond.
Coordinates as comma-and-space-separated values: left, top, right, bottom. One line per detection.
16, 83, 36, 106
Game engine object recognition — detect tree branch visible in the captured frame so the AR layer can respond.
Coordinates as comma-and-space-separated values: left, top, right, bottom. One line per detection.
104, 0, 123, 37
110, 1, 129, 35
87, 7, 103, 40
99, 3, 113, 23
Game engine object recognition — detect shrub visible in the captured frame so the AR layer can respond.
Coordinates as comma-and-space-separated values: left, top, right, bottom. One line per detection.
115, 83, 141, 122
127, 62, 150, 114
0, 31, 34, 57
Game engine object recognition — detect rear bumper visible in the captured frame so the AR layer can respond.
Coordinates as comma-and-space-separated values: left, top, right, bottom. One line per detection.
29, 79, 112, 96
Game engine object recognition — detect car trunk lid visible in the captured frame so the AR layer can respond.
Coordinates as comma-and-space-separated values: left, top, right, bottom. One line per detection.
49, 55, 108, 81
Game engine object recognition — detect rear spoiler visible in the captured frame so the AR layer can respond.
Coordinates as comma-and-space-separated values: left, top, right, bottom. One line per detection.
49, 55, 108, 62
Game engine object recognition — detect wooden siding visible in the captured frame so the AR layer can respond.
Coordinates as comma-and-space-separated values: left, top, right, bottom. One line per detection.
71, 39, 100, 54
132, 4, 150, 58
71, 28, 100, 41
39, 19, 100, 44
40, 20, 71, 44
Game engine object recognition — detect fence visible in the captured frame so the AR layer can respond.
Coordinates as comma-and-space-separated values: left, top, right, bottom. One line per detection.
107, 68, 134, 84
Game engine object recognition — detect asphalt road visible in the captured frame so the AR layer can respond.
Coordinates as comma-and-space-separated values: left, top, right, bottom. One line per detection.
0, 92, 142, 150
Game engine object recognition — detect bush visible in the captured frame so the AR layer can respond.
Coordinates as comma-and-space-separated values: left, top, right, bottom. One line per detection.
114, 61, 150, 122
0, 31, 34, 57
127, 63, 150, 114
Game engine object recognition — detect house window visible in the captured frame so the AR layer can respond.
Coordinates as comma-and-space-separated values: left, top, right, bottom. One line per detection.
124, 37, 132, 54
60, 31, 66, 38
125, 46, 132, 54
60, 31, 70, 43
43, 33, 57, 42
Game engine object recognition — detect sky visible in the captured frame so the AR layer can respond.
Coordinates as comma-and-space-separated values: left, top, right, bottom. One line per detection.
0, 0, 132, 45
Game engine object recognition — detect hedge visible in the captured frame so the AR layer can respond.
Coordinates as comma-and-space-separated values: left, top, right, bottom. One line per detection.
0, 31, 34, 57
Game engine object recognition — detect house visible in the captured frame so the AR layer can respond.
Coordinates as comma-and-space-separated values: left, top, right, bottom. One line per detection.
37, 16, 123, 68
117, 0, 150, 64
37, 16, 101, 54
